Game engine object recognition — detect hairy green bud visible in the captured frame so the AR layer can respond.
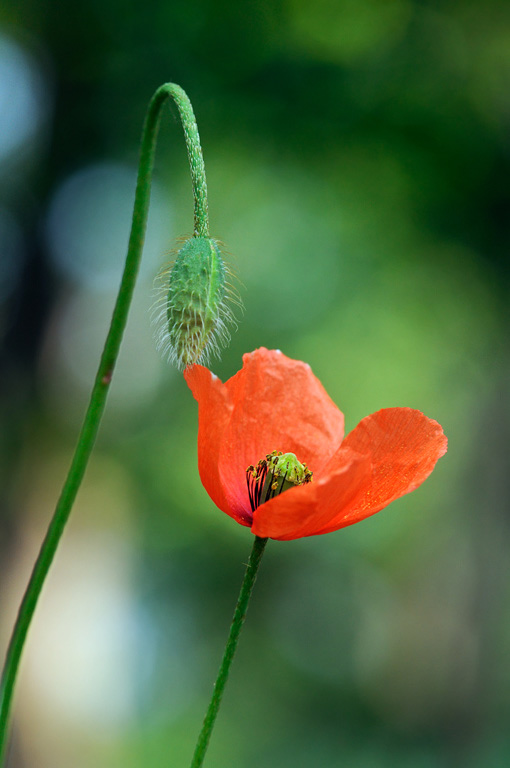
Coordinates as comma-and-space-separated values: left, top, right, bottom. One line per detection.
153, 236, 238, 369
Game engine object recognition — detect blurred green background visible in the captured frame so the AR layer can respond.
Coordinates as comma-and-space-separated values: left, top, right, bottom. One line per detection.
1, 1, 509, 766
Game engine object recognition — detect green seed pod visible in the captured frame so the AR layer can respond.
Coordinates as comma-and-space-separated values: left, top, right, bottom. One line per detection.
153, 236, 238, 369
246, 451, 313, 512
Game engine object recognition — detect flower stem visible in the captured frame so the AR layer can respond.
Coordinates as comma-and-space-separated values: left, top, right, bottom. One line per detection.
169, 85, 210, 237
0, 82, 208, 767
190, 535, 268, 768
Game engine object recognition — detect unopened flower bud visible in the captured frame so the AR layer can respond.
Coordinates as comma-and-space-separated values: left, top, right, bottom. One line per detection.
153, 236, 237, 369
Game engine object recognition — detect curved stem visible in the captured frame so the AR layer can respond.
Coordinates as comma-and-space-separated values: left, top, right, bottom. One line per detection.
169, 84, 210, 237
190, 535, 268, 768
0, 82, 208, 767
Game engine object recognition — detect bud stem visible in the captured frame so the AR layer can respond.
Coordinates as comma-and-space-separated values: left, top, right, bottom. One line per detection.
0, 83, 206, 766
190, 536, 268, 768
168, 84, 210, 237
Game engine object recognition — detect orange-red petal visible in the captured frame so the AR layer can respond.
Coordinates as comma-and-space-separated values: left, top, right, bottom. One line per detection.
222, 348, 344, 475
184, 364, 251, 524
185, 349, 345, 526
314, 407, 447, 535
251, 447, 371, 540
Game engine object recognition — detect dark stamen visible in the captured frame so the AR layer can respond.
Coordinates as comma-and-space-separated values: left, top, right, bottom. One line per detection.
257, 462, 267, 508
246, 472, 254, 511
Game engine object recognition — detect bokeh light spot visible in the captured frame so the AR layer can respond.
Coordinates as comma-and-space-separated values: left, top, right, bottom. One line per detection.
0, 33, 47, 161
45, 162, 172, 291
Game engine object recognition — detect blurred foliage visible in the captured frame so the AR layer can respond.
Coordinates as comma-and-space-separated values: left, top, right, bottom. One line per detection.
0, 0, 509, 766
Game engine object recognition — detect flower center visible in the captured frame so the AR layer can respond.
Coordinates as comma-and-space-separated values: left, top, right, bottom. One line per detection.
246, 451, 313, 512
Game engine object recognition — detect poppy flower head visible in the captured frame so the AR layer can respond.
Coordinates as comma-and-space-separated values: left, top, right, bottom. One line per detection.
184, 348, 447, 541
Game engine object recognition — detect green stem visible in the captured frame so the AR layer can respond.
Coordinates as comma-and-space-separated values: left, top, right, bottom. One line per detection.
190, 536, 268, 768
0, 82, 208, 767
169, 85, 210, 237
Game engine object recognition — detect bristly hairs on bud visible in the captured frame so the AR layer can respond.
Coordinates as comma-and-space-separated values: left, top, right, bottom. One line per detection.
151, 85, 241, 369
152, 236, 241, 369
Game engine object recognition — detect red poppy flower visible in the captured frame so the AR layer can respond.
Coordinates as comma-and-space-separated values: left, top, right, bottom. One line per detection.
184, 348, 447, 541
